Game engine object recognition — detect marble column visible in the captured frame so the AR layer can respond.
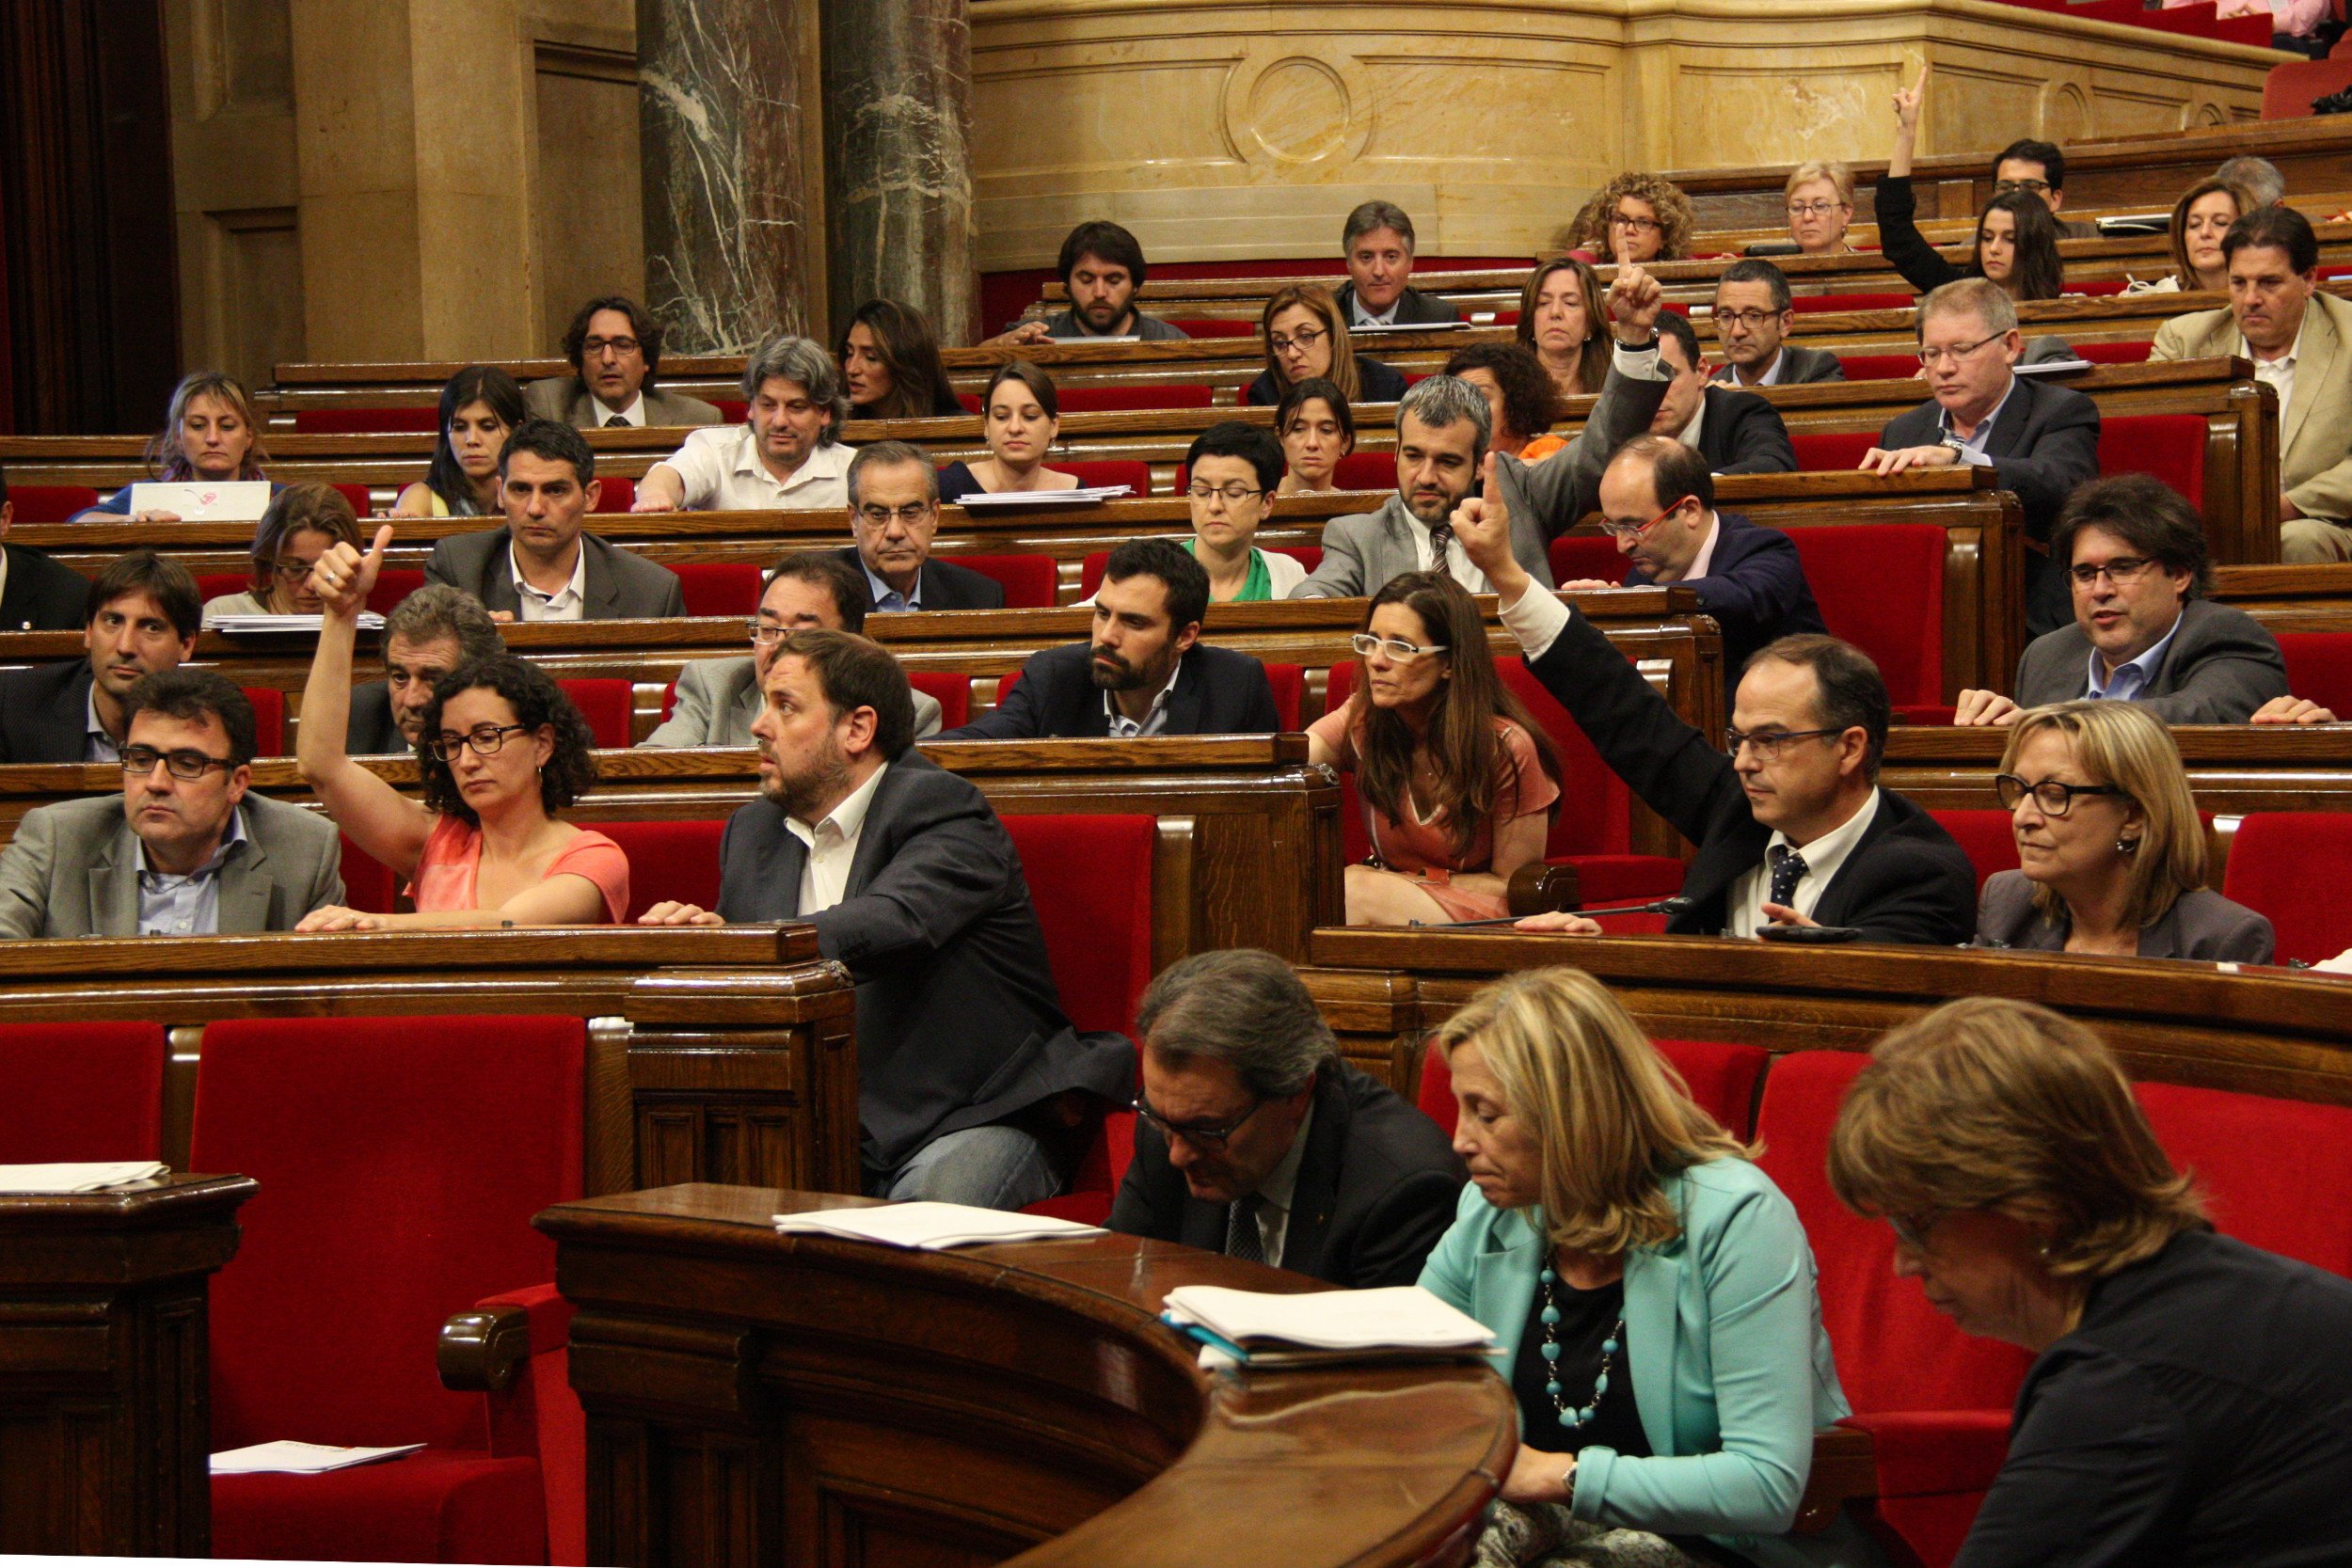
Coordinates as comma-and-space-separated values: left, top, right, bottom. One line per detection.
638, 0, 822, 354
820, 0, 975, 344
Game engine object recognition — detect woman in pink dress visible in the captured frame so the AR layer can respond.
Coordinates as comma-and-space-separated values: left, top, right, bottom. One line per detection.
292, 526, 629, 929
1307, 571, 1561, 926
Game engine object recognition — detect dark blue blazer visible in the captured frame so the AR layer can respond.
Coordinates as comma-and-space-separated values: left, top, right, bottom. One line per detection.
939, 641, 1280, 740
0, 659, 95, 765
834, 546, 1006, 613
1622, 511, 1830, 714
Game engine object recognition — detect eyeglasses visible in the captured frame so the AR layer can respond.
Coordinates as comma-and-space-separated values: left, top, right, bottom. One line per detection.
1597, 496, 1695, 543
1724, 725, 1843, 762
1351, 632, 1449, 662
1786, 199, 1847, 218
271, 558, 322, 584
428, 723, 530, 762
1611, 212, 1663, 232
2066, 555, 2160, 589
1186, 482, 1264, 505
1993, 178, 2052, 197
1994, 774, 2129, 816
857, 502, 932, 528
1915, 333, 2005, 370
1889, 1211, 1947, 1255
581, 336, 641, 358
119, 745, 232, 781
1267, 326, 1327, 355
1713, 309, 1783, 330
1133, 1093, 1265, 1151
747, 619, 792, 646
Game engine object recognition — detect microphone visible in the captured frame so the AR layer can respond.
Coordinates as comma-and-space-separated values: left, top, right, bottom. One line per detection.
1409, 895, 1693, 930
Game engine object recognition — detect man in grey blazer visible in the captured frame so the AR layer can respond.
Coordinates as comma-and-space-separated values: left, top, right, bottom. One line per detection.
1955, 475, 2291, 726
641, 552, 943, 746
522, 295, 721, 430
425, 420, 686, 621
1293, 264, 1669, 598
0, 670, 342, 939
1708, 260, 1846, 388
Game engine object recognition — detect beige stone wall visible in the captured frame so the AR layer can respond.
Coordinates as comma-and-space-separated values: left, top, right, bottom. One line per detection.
968, 0, 2276, 270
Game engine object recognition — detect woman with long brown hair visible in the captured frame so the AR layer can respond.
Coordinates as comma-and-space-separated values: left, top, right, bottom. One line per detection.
837, 298, 962, 420
1245, 284, 1407, 406
1515, 258, 1611, 400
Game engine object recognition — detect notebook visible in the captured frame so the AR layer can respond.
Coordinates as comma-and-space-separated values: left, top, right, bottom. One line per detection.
126, 481, 273, 521
1161, 1283, 1497, 1367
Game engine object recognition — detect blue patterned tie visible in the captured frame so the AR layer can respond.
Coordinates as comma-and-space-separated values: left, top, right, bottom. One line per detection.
1768, 846, 1809, 909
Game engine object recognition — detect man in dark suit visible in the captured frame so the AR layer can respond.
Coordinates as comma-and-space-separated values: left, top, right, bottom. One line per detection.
638, 629, 1132, 1205
521, 294, 722, 430
1454, 471, 1975, 943
1861, 278, 2100, 637
1708, 260, 1846, 388
837, 441, 1007, 613
1956, 474, 2291, 725
1655, 312, 1795, 476
1329, 200, 1463, 328
0, 550, 200, 765
343, 585, 507, 754
1557, 436, 1828, 716
941, 539, 1278, 739
1108, 948, 1463, 1289
0, 476, 90, 632
424, 419, 686, 621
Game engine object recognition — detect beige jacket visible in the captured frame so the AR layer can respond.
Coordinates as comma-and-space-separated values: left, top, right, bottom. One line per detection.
2153, 290, 2352, 523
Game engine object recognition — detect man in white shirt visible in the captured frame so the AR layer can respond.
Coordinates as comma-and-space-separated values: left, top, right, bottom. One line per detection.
522, 295, 722, 430
632, 335, 855, 513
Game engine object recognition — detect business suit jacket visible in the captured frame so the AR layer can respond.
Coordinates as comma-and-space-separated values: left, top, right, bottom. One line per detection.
1292, 361, 1669, 597
1976, 872, 2274, 963
0, 659, 97, 765
1621, 512, 1829, 713
639, 655, 943, 747
938, 641, 1278, 740
1692, 384, 1797, 475
1245, 356, 1409, 407
832, 546, 1007, 613
2153, 291, 2352, 522
1709, 344, 1846, 387
344, 682, 409, 755
424, 528, 688, 620
521, 376, 722, 430
0, 792, 345, 940
0, 545, 88, 631
1330, 281, 1464, 326
2011, 597, 2289, 722
1106, 1062, 1465, 1290
1420, 1163, 1876, 1568
1523, 603, 1977, 943
712, 750, 1134, 1171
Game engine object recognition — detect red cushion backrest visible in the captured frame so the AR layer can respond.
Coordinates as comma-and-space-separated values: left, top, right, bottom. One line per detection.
1931, 809, 2024, 890
2066, 279, 2130, 297
198, 573, 246, 604
366, 567, 424, 615
240, 686, 286, 756
1785, 524, 1947, 706
954, 553, 1059, 609
1263, 663, 1304, 730
908, 670, 972, 730
596, 819, 725, 923
1753, 1051, 2033, 1414
1046, 460, 1152, 497
2099, 414, 2206, 505
1054, 385, 1215, 413
1660, 1039, 1771, 1140
330, 483, 374, 517
340, 833, 399, 915
1836, 356, 1926, 384
8, 485, 100, 522
1792, 430, 1881, 470
592, 474, 635, 514
672, 561, 761, 618
193, 1015, 584, 1448
1788, 293, 1915, 313
1419, 1038, 1457, 1132
2278, 633, 2352, 718
1000, 814, 1155, 1034
2075, 340, 2153, 364
0, 1022, 167, 1161
556, 677, 635, 749
1549, 534, 1624, 584
293, 406, 440, 435
2221, 812, 2352, 965
2136, 1080, 2352, 1275
1334, 452, 1396, 491
714, 400, 748, 422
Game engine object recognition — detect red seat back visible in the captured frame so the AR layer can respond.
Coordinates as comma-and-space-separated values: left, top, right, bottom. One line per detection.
908, 670, 971, 730
330, 483, 374, 517
1930, 809, 2023, 891
293, 406, 440, 435
1786, 524, 1947, 707
1549, 534, 1624, 585
340, 833, 399, 915
1418, 1036, 1764, 1139
592, 474, 635, 514
1045, 460, 1152, 497
2136, 1080, 2352, 1276
1263, 663, 1304, 730
241, 686, 286, 756
1791, 430, 1882, 469
194, 1015, 584, 1448
0, 1022, 167, 1161
1334, 451, 1395, 491
2075, 340, 2153, 364
999, 814, 1155, 1034
1053, 385, 1215, 413
555, 678, 634, 749
2099, 414, 2206, 505
952, 553, 1059, 609
367, 567, 424, 614
1788, 293, 1915, 314
2221, 812, 2352, 965
1836, 355, 1927, 383
596, 820, 725, 923
2277, 632, 2352, 717
198, 573, 247, 604
8, 484, 100, 521
671, 561, 760, 618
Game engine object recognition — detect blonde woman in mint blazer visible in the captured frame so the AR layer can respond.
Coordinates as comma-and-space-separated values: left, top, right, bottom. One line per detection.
1417, 968, 1885, 1568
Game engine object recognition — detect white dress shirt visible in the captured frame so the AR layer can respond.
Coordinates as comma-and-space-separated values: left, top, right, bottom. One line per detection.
592, 393, 645, 428
2240, 321, 2304, 453
1104, 654, 1184, 737
1679, 515, 1723, 582
509, 541, 588, 622
1724, 788, 1883, 939
1406, 512, 1490, 594
787, 761, 889, 915
1351, 295, 1400, 327
1675, 397, 1707, 456
656, 426, 854, 512
1246, 1104, 1313, 1265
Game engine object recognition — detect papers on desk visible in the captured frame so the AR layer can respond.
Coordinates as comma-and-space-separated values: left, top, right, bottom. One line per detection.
771, 1201, 1106, 1249
2014, 358, 2095, 376
207, 612, 388, 635
210, 1441, 425, 1475
0, 1161, 167, 1194
956, 485, 1132, 508
1162, 1284, 1497, 1368
127, 481, 272, 521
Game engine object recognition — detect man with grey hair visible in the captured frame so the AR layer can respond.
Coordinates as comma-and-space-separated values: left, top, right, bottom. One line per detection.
834, 440, 1006, 612
1295, 262, 1670, 597
1106, 948, 1462, 1288
1331, 200, 1462, 328
632, 334, 854, 512
345, 584, 505, 753
2215, 155, 2286, 210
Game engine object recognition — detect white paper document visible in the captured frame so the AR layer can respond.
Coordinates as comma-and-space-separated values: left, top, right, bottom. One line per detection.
1162, 1284, 1497, 1352
0, 1161, 168, 1195
126, 481, 274, 521
210, 1441, 425, 1475
954, 485, 1133, 508
771, 1201, 1105, 1249
2014, 358, 2095, 376
207, 612, 389, 635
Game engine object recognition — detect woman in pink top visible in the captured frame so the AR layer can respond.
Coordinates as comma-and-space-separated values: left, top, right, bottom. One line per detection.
1307, 571, 1561, 925
293, 526, 630, 929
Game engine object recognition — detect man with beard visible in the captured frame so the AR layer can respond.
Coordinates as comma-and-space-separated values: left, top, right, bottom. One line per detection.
637, 628, 1134, 1207
985, 221, 1190, 345
938, 538, 1279, 739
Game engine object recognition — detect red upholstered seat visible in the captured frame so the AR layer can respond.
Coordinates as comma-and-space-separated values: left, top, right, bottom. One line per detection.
713, 400, 748, 423
670, 561, 761, 618
2075, 340, 2153, 364
1263, 663, 1304, 730
554, 678, 633, 749
293, 407, 441, 435
331, 483, 375, 517
596, 819, 724, 924
2136, 1080, 2352, 1275
341, 834, 400, 915
8, 484, 100, 521
1786, 524, 1947, 710
2277, 632, 2352, 717
2222, 812, 2352, 965
196, 1014, 583, 1563
1930, 809, 2023, 891
242, 686, 287, 755
368, 568, 425, 614
0, 1022, 167, 1161
1334, 451, 1395, 490
1836, 355, 1927, 383
2099, 414, 2206, 505
952, 553, 1058, 609
2275, 56, 2352, 117
1418, 1036, 1765, 1139
2065, 279, 2129, 297
909, 669, 971, 730
1788, 293, 1914, 313
198, 573, 247, 604
1549, 533, 1623, 584
1046, 459, 1152, 497
591, 475, 633, 514
1791, 430, 1881, 470
999, 813, 1155, 1036
1054, 385, 1215, 413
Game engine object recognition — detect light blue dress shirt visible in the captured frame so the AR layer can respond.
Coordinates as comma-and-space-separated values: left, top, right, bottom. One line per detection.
135, 807, 247, 936
2085, 610, 2184, 704
863, 562, 921, 613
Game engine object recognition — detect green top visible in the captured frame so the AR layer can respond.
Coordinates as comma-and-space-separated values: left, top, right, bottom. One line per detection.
1183, 537, 1274, 602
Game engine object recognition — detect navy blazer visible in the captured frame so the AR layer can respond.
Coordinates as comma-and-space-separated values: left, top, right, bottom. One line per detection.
1693, 384, 1797, 475
0, 545, 89, 632
834, 546, 1006, 613
345, 682, 410, 755
1621, 512, 1829, 714
0, 659, 96, 765
939, 641, 1279, 740
712, 750, 1133, 1171
1246, 356, 1409, 406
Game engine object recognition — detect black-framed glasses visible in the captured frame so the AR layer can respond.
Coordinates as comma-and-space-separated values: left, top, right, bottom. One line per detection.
747, 619, 792, 646
1597, 495, 1695, 543
1724, 725, 1843, 762
1186, 482, 1264, 505
271, 558, 323, 584
1916, 334, 2005, 370
1713, 309, 1782, 330
2066, 556, 2160, 589
1611, 212, 1664, 232
428, 723, 530, 762
1994, 774, 2129, 816
1267, 326, 1327, 355
1786, 199, 1846, 218
1993, 178, 2052, 197
119, 745, 232, 781
1351, 632, 1448, 662
1133, 1093, 1264, 1151
581, 336, 641, 358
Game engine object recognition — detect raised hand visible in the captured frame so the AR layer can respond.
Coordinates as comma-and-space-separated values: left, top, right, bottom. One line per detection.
1893, 64, 1928, 130
310, 523, 392, 620
1607, 263, 1662, 342
1452, 452, 1527, 601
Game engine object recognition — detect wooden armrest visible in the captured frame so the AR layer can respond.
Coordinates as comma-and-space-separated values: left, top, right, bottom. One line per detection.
1507, 861, 1581, 916
1793, 1423, 1878, 1533
438, 1302, 533, 1392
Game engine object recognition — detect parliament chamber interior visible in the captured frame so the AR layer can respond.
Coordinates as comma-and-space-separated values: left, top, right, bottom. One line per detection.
7, 0, 2352, 1563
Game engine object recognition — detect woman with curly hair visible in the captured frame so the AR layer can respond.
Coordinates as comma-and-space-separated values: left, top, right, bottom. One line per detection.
1444, 342, 1566, 461
1566, 174, 1697, 264
293, 523, 628, 928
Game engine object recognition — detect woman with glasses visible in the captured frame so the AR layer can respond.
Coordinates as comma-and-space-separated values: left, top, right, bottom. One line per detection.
200, 483, 364, 626
1274, 377, 1357, 495
1976, 701, 2270, 961
1306, 572, 1561, 925
292, 524, 628, 930
1181, 421, 1307, 602
1564, 173, 1696, 265
1422, 966, 1877, 1568
1514, 259, 1612, 400
1878, 69, 2070, 317
1778, 162, 1858, 257
393, 365, 526, 518
1245, 284, 1406, 406
936, 362, 1081, 502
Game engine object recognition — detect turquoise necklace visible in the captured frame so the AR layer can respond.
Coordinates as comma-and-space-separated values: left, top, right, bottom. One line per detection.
1537, 1265, 1625, 1432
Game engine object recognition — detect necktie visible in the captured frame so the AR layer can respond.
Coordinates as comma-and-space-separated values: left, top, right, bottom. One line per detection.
1767, 846, 1809, 909
1225, 1194, 1265, 1263
605, 415, 628, 428
1428, 521, 1456, 571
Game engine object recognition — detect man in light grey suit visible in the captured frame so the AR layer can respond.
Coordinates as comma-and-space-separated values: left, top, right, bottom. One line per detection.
425, 420, 686, 621
523, 295, 722, 430
0, 670, 342, 939
1292, 263, 1669, 599
642, 552, 943, 746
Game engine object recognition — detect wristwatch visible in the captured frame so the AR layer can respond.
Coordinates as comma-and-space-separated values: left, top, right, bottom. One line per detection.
1940, 436, 1969, 457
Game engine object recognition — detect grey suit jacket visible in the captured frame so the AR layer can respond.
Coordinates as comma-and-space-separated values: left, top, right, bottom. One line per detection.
2012, 598, 2289, 722
0, 792, 345, 940
522, 377, 722, 430
1977, 871, 2274, 963
2153, 292, 2352, 522
424, 528, 687, 620
1709, 344, 1846, 386
639, 655, 944, 747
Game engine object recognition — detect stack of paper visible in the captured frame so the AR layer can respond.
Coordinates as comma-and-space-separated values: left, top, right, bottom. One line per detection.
0, 1161, 168, 1194
956, 485, 1132, 508
771, 1200, 1105, 1249
208, 612, 388, 635
1162, 1285, 1497, 1368
211, 1441, 425, 1475
1354, 320, 1469, 335
2015, 359, 2095, 377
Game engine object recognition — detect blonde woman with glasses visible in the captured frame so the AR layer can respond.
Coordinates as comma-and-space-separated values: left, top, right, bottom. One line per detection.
1779, 163, 1857, 257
